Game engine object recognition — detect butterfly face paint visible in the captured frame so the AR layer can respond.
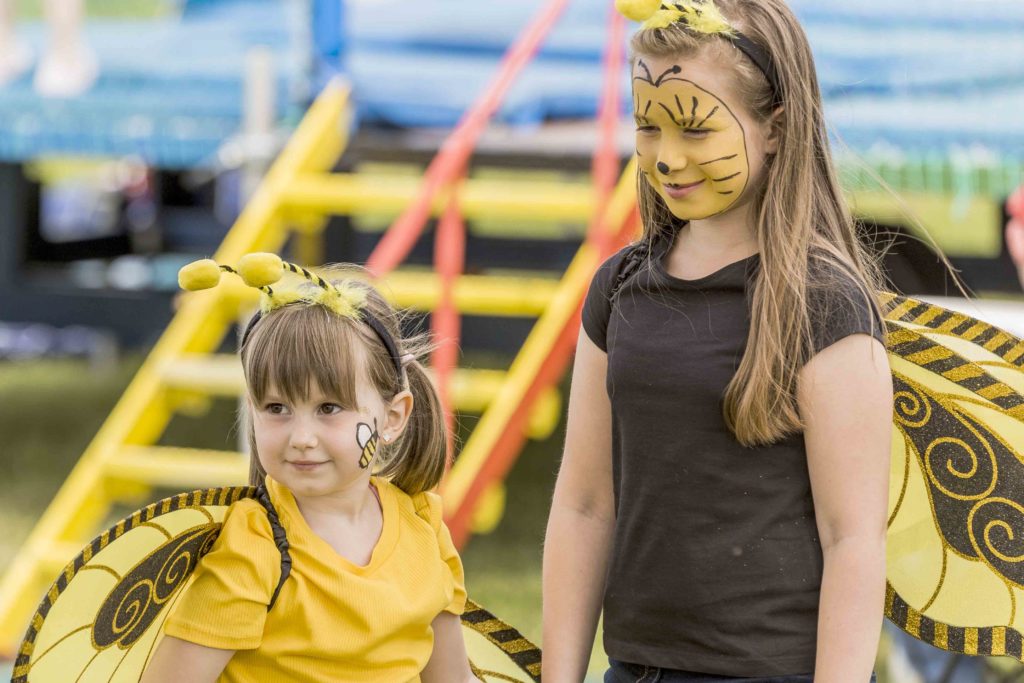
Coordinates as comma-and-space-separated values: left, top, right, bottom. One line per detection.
633, 58, 751, 220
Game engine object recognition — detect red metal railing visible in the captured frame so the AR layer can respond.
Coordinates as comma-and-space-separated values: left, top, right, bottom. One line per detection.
360, 0, 637, 545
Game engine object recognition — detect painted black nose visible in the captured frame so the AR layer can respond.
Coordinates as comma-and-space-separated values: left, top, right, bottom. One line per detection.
656, 161, 670, 174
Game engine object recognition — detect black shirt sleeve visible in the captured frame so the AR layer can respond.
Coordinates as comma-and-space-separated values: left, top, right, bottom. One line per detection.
807, 259, 886, 355
581, 246, 633, 352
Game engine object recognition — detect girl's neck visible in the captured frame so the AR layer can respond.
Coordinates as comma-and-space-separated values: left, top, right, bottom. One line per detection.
666, 205, 758, 279
292, 477, 380, 525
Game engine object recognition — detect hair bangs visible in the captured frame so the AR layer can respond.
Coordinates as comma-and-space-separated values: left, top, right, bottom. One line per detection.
242, 304, 361, 409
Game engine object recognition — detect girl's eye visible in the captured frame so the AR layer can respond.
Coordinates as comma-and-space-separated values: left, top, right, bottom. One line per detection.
635, 125, 658, 134
319, 403, 343, 415
264, 403, 287, 415
683, 128, 711, 138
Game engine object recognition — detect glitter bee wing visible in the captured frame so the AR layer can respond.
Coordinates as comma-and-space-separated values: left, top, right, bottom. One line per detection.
884, 294, 1024, 660
14, 488, 542, 681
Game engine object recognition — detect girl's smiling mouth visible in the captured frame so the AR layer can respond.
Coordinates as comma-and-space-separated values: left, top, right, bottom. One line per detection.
663, 179, 705, 199
288, 460, 329, 471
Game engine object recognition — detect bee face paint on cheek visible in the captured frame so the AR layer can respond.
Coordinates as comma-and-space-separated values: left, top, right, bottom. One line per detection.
355, 418, 379, 469
633, 59, 750, 220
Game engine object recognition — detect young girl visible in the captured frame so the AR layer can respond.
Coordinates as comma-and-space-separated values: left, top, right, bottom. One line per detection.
141, 255, 480, 682
543, 0, 893, 681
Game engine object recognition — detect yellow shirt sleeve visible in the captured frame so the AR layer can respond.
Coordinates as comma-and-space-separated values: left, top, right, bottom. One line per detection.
164, 499, 280, 650
413, 491, 468, 615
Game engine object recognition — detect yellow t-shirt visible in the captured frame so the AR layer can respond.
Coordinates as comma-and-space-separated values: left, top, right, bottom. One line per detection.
163, 476, 467, 683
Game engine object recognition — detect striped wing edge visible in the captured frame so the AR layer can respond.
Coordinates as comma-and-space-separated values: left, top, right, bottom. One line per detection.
461, 600, 542, 682
12, 486, 257, 683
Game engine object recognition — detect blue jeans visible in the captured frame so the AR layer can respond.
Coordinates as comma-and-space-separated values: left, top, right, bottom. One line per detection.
604, 659, 877, 683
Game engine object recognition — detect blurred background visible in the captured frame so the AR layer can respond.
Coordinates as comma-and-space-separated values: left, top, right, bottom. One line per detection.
1, 0, 1023, 681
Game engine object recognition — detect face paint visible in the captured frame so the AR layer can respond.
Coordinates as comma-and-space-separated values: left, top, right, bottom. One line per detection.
633, 59, 750, 220
356, 418, 379, 469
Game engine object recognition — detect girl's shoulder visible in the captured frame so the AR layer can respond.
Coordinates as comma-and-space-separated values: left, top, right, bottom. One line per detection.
216, 496, 279, 553
593, 241, 650, 295
376, 478, 446, 532
582, 241, 652, 351
805, 253, 885, 352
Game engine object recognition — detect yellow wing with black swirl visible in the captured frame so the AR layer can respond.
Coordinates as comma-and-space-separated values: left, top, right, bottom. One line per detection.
13, 487, 256, 682
884, 293, 1024, 660
13, 487, 542, 682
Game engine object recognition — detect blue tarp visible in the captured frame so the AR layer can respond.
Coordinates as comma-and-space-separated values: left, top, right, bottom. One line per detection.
346, 0, 1024, 159
0, 0, 1021, 166
0, 0, 306, 168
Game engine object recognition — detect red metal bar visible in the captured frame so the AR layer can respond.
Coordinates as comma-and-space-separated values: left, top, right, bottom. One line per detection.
365, 0, 572, 277
431, 185, 467, 464
588, 6, 626, 250
444, 3, 633, 545
447, 207, 640, 547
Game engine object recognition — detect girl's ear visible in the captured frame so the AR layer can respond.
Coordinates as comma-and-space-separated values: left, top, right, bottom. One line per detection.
764, 105, 785, 155
382, 390, 414, 442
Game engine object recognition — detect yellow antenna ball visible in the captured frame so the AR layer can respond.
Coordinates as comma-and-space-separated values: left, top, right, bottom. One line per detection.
616, 0, 663, 22
178, 259, 222, 291
238, 253, 284, 288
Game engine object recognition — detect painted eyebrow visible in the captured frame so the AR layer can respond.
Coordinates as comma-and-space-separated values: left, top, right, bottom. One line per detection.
694, 106, 719, 128
658, 102, 683, 127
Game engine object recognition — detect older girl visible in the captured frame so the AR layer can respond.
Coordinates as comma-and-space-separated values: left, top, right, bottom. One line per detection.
543, 1, 892, 680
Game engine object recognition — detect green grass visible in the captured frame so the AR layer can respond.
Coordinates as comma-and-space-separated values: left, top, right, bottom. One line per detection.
0, 357, 141, 569
0, 356, 612, 676
13, 0, 177, 19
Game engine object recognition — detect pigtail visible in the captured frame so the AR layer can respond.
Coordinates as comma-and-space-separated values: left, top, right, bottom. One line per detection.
248, 431, 267, 487
378, 356, 448, 495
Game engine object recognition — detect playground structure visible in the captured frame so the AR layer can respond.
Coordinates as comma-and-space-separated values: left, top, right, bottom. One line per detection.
2, 0, 1024, 664
0, 0, 640, 656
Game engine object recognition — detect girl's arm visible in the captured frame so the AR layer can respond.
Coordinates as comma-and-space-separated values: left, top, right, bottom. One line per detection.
542, 331, 616, 683
140, 635, 234, 683
420, 611, 480, 683
799, 333, 892, 682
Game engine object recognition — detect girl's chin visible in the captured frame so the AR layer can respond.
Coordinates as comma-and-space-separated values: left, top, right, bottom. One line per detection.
661, 196, 741, 221
664, 205, 721, 221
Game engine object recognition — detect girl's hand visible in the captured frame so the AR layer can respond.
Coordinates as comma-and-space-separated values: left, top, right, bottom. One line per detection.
140, 635, 234, 683
1007, 187, 1024, 287
1006, 217, 1024, 286
421, 610, 482, 683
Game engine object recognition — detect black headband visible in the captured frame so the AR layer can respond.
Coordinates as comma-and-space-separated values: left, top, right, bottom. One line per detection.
241, 308, 405, 386
646, 2, 784, 108
728, 31, 783, 108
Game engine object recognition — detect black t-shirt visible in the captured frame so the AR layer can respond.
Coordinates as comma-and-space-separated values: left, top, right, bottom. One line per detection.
581, 237, 884, 676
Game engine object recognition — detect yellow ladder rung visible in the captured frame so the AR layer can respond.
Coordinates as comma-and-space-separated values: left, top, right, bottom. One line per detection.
106, 447, 249, 489
158, 356, 558, 435
160, 355, 244, 397
214, 271, 559, 318
385, 271, 559, 316
39, 541, 90, 576
281, 173, 596, 223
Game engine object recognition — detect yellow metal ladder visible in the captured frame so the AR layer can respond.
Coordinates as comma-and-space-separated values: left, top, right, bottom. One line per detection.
0, 78, 637, 654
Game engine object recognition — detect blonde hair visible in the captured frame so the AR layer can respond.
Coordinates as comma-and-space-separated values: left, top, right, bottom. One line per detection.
240, 266, 447, 494
632, 0, 886, 446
